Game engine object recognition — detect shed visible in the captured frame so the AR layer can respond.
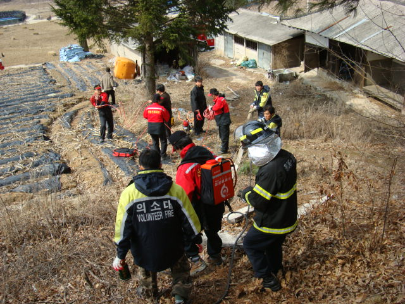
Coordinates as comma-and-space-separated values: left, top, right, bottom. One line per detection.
215, 9, 304, 70
281, 0, 405, 101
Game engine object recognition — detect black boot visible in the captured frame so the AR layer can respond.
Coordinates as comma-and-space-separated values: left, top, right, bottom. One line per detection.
262, 273, 281, 292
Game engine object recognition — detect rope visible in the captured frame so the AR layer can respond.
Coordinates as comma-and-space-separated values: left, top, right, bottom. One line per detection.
125, 101, 149, 130
133, 125, 149, 150
116, 101, 127, 126
203, 108, 215, 121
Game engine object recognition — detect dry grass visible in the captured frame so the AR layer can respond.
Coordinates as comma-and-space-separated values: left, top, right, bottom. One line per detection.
1, 40, 404, 303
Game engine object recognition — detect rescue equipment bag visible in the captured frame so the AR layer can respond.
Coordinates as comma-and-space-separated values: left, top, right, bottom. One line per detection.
113, 148, 136, 157
200, 158, 236, 205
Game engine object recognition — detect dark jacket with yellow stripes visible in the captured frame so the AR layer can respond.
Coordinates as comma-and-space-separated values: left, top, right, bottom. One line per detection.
242, 149, 297, 234
114, 169, 201, 272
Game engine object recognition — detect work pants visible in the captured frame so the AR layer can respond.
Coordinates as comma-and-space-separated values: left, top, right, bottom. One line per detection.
104, 89, 115, 105
193, 112, 205, 134
243, 227, 286, 278
150, 133, 168, 156
185, 202, 224, 258
98, 108, 114, 140
218, 124, 230, 153
138, 254, 191, 300
165, 117, 172, 138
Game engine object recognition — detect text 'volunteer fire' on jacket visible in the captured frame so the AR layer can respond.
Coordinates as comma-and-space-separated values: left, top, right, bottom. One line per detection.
114, 169, 201, 272
243, 149, 298, 234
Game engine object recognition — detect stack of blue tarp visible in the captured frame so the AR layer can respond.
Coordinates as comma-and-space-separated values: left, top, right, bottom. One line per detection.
59, 44, 92, 62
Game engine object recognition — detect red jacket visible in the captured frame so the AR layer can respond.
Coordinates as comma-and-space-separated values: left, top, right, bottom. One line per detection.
176, 144, 203, 202
212, 96, 231, 126
90, 92, 109, 107
143, 102, 170, 135
176, 143, 224, 231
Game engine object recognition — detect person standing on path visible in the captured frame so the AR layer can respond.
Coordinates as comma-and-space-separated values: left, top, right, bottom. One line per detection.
236, 121, 297, 292
144, 94, 170, 159
208, 88, 231, 154
90, 85, 114, 143
190, 76, 207, 135
101, 67, 118, 105
156, 83, 172, 138
113, 149, 202, 303
169, 131, 226, 276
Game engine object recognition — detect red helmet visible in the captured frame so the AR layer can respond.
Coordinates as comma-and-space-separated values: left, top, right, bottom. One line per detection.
182, 120, 189, 127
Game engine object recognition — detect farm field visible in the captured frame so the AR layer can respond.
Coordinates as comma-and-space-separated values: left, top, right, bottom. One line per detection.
0, 1, 404, 304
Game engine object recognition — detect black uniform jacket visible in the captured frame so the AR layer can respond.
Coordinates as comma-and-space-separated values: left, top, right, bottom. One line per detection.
114, 169, 201, 272
190, 85, 207, 113
243, 149, 298, 234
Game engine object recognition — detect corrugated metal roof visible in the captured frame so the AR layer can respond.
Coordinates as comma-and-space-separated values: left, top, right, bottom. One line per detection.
226, 9, 303, 46
281, 0, 405, 62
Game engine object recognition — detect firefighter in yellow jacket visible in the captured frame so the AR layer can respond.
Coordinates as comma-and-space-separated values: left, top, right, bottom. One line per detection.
250, 80, 272, 118
113, 149, 201, 304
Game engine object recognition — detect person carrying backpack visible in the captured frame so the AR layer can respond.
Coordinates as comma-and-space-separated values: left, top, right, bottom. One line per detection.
250, 80, 272, 118
169, 131, 226, 276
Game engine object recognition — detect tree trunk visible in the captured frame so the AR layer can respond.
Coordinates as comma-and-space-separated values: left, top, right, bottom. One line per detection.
144, 33, 155, 97
79, 37, 89, 52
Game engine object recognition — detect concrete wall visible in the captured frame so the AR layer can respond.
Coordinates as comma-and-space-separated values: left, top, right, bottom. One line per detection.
214, 35, 225, 57
245, 47, 258, 62
234, 41, 246, 60
110, 42, 143, 65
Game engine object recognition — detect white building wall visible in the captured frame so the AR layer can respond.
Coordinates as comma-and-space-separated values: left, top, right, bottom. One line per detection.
246, 48, 258, 62
215, 35, 225, 57
110, 42, 143, 65
234, 43, 245, 60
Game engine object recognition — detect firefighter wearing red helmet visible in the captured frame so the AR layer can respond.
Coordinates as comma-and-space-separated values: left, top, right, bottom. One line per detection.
236, 121, 298, 292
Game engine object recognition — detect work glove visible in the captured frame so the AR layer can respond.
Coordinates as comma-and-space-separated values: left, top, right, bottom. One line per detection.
239, 186, 253, 202
112, 257, 125, 271
193, 233, 203, 245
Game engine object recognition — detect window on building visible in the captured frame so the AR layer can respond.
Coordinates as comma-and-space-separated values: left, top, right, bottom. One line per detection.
246, 39, 258, 50
234, 35, 244, 46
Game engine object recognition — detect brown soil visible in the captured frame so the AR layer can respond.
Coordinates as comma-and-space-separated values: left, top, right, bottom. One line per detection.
1, 2, 404, 304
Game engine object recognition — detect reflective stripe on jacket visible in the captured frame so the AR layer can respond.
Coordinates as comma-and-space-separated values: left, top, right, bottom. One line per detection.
244, 149, 298, 234
114, 169, 201, 272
